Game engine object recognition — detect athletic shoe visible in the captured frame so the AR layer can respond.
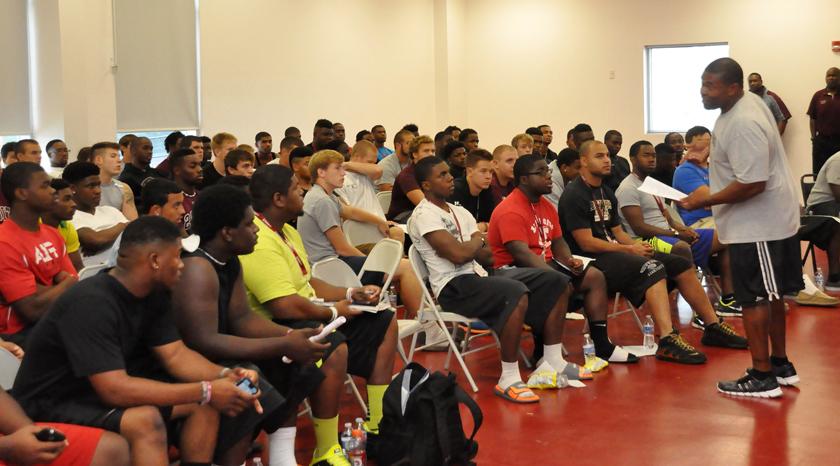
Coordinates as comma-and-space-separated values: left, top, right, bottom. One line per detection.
701, 321, 748, 349
825, 280, 840, 292
715, 298, 742, 317
597, 345, 639, 363
717, 370, 782, 398
771, 360, 800, 386
691, 314, 705, 330
656, 333, 707, 364
793, 290, 840, 307
311, 444, 351, 466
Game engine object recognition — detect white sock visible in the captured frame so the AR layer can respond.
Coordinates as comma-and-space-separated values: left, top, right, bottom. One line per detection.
269, 426, 297, 466
498, 360, 522, 389
534, 359, 555, 374
544, 343, 568, 372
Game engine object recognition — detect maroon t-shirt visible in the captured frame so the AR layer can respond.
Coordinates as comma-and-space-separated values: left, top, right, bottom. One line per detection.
489, 171, 514, 205
807, 89, 840, 137
182, 191, 196, 231
386, 164, 418, 221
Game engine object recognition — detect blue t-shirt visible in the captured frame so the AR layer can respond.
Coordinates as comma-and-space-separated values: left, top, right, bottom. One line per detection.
673, 162, 712, 225
377, 146, 394, 161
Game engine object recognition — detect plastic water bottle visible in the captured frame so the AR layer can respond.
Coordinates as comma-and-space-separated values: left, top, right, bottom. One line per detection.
815, 267, 825, 291
252, 458, 263, 466
349, 421, 367, 466
354, 417, 367, 446
340, 422, 355, 457
388, 285, 398, 309
643, 315, 655, 350
582, 334, 596, 367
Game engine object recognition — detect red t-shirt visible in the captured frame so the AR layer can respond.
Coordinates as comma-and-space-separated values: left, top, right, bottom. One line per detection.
0, 220, 76, 334
0, 423, 103, 466
488, 188, 562, 268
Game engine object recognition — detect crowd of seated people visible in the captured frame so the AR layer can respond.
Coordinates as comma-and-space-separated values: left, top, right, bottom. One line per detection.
0, 107, 827, 465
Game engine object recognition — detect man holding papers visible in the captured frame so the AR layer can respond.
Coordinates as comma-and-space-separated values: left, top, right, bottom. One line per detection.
616, 140, 741, 320
488, 154, 638, 364
559, 141, 747, 365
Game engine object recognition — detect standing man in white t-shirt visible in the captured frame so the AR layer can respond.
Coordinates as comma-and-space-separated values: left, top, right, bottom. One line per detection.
681, 58, 803, 398
62, 162, 129, 267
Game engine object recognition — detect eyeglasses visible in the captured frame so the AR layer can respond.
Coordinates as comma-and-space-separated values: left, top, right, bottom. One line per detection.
526, 168, 553, 177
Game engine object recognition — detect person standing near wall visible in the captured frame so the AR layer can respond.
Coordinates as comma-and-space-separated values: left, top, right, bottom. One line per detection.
808, 67, 840, 175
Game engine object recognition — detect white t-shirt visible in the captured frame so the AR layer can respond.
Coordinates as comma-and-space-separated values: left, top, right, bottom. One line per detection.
72, 205, 129, 267
336, 171, 385, 219
709, 92, 799, 243
408, 199, 479, 297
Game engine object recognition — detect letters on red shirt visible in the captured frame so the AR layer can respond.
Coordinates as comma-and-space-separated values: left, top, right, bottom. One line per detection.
487, 188, 562, 268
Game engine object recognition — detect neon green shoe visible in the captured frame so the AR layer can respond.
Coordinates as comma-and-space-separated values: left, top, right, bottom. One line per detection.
310, 444, 350, 466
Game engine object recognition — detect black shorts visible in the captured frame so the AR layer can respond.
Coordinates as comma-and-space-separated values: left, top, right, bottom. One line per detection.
275, 309, 394, 379
729, 236, 804, 304
800, 201, 839, 250
339, 256, 386, 286
591, 251, 690, 307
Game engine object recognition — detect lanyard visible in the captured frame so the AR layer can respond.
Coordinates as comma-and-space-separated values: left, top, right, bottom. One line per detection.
582, 178, 616, 243
450, 206, 464, 241
255, 213, 308, 277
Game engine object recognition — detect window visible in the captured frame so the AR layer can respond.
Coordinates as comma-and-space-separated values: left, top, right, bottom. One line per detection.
117, 130, 197, 168
645, 43, 729, 134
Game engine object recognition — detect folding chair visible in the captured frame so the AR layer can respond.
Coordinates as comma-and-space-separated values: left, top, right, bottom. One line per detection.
609, 292, 644, 334
343, 220, 386, 248
376, 190, 392, 215
78, 262, 109, 280
0, 347, 21, 390
800, 174, 819, 275
358, 239, 402, 292
408, 245, 532, 393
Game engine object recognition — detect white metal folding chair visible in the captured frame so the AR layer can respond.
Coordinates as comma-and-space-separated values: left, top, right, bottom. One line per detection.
0, 347, 21, 390
343, 220, 386, 247
358, 239, 402, 292
78, 262, 109, 280
609, 292, 644, 333
376, 190, 392, 214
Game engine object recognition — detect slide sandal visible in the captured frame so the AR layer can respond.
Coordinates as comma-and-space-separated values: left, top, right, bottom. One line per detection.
494, 382, 540, 403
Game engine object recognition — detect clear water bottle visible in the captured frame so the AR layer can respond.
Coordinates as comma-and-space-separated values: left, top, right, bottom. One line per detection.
643, 315, 655, 350
388, 285, 398, 309
582, 334, 596, 367
815, 267, 825, 291
340, 422, 355, 457
349, 423, 366, 466
252, 458, 263, 466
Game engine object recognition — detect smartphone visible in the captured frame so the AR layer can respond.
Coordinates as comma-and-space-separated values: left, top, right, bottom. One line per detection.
235, 377, 258, 396
35, 427, 66, 442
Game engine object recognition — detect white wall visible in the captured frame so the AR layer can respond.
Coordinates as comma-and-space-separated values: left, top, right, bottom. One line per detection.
457, 0, 840, 184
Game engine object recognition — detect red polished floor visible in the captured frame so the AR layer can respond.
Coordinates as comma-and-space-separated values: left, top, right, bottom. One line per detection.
289, 252, 838, 466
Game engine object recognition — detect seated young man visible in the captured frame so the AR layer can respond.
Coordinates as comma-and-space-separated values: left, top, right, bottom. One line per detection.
511, 133, 534, 157
489, 154, 637, 364
267, 136, 303, 167
386, 135, 436, 222
91, 142, 138, 221
616, 140, 740, 318
175, 185, 352, 466
545, 148, 581, 208
0, 163, 78, 347
375, 130, 413, 191
11, 217, 266, 466
489, 145, 519, 204
169, 148, 204, 231
448, 149, 497, 232
440, 140, 466, 180
224, 149, 256, 179
407, 156, 574, 403
298, 150, 422, 317
240, 165, 399, 457
802, 149, 840, 290
0, 389, 129, 466
559, 141, 747, 364
335, 140, 404, 244
673, 126, 715, 229
42, 178, 85, 271
289, 146, 314, 196
200, 132, 237, 189
63, 162, 129, 267
117, 136, 162, 209
650, 143, 677, 187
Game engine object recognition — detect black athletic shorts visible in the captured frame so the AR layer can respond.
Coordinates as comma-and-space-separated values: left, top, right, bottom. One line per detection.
21, 362, 285, 456
591, 251, 690, 307
275, 309, 394, 379
729, 236, 804, 304
799, 201, 839, 250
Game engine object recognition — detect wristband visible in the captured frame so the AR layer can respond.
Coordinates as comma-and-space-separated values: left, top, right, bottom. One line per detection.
346, 287, 354, 301
200, 381, 212, 405
219, 367, 231, 378
329, 305, 338, 322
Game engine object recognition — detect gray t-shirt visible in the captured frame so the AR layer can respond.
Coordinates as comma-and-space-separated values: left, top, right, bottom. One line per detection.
615, 173, 669, 237
99, 180, 125, 211
298, 184, 343, 263
709, 92, 799, 243
376, 153, 408, 188
806, 151, 840, 208
757, 88, 785, 123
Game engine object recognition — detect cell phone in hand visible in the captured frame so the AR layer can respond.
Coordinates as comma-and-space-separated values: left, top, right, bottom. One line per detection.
235, 377, 258, 396
35, 427, 66, 442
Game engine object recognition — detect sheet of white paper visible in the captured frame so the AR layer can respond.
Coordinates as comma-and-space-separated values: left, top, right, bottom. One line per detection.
622, 345, 658, 357
553, 255, 595, 275
637, 177, 687, 201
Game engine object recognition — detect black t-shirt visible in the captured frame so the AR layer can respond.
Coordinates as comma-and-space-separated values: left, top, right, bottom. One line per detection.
558, 177, 621, 256
200, 161, 225, 189
183, 251, 241, 335
448, 177, 497, 223
12, 272, 180, 408
545, 148, 558, 164
603, 155, 631, 192
118, 164, 162, 208
449, 164, 465, 181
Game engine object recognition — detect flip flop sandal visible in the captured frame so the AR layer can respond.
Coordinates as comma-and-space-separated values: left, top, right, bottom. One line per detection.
494, 381, 540, 403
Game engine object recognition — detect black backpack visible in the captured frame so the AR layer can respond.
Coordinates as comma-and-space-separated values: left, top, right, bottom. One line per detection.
377, 362, 482, 466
